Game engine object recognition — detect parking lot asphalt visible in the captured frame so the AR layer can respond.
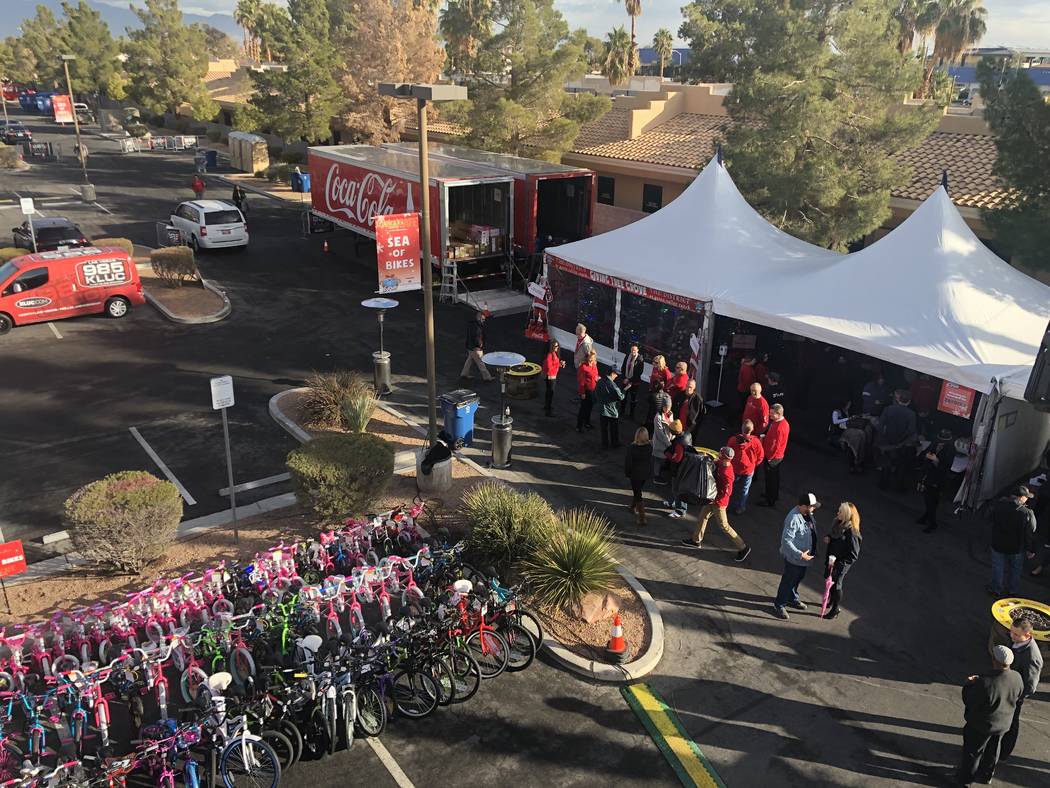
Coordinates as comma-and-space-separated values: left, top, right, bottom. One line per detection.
2, 108, 1049, 787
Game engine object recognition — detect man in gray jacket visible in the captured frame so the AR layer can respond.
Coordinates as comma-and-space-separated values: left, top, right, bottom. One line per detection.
957, 645, 1024, 785
998, 617, 1044, 762
772, 492, 820, 620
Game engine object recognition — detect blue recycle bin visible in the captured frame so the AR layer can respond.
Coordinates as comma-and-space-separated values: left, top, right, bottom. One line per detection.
439, 389, 480, 448
299, 172, 311, 192
205, 149, 218, 169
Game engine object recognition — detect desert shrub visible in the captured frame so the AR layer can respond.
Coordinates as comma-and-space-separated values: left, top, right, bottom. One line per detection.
206, 130, 222, 142
150, 246, 199, 288
282, 150, 305, 164
0, 145, 19, 169
126, 123, 149, 138
462, 482, 557, 575
254, 170, 266, 178
287, 433, 394, 519
302, 371, 374, 430
64, 471, 183, 573
174, 118, 191, 133
521, 508, 619, 610
266, 163, 290, 183
191, 126, 208, 135
0, 247, 24, 263
340, 386, 377, 433
93, 237, 134, 257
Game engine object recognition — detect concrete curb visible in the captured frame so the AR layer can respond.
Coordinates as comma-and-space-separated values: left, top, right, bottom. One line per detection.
539, 565, 665, 683
144, 278, 231, 324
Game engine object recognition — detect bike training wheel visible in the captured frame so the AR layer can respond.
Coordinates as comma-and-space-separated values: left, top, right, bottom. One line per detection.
180, 667, 209, 704
261, 729, 295, 772
339, 696, 354, 751
0, 741, 22, 782
0, 672, 16, 693
465, 629, 509, 679
502, 623, 537, 672
355, 687, 386, 737
443, 649, 481, 704
219, 738, 280, 788
391, 670, 439, 719
277, 719, 303, 766
231, 648, 256, 686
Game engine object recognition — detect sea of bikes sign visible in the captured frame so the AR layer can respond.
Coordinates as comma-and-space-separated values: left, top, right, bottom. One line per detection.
0, 540, 27, 578
374, 213, 422, 294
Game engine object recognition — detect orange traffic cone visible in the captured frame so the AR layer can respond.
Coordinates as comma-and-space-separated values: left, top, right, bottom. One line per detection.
322, 240, 329, 253
606, 613, 627, 662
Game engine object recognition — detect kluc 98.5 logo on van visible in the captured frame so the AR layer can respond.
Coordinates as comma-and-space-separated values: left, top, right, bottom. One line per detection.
75, 258, 128, 288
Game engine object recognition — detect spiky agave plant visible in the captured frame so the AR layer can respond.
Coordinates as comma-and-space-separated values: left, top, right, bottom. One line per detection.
522, 508, 619, 610
462, 481, 556, 574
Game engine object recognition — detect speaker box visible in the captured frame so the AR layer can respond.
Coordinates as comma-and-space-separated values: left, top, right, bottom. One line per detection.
1025, 320, 1050, 411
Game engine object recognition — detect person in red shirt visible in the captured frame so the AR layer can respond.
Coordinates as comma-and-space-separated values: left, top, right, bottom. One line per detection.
743, 382, 770, 434
681, 446, 751, 561
542, 339, 565, 417
576, 351, 599, 432
191, 174, 206, 199
759, 404, 791, 508
668, 362, 690, 397
735, 355, 757, 421
727, 420, 765, 514
650, 354, 672, 392
754, 353, 770, 389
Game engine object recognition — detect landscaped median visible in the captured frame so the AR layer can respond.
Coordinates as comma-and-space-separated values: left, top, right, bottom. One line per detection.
134, 244, 231, 324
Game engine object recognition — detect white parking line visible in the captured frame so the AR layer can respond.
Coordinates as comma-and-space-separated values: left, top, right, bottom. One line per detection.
128, 426, 197, 505
366, 738, 415, 788
47, 322, 62, 339
218, 472, 290, 497
93, 202, 112, 215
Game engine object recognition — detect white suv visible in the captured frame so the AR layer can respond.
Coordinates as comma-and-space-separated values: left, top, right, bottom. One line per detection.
170, 200, 249, 251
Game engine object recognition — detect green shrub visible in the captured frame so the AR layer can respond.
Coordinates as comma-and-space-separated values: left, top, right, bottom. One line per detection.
282, 151, 305, 164
302, 371, 374, 430
174, 118, 191, 133
521, 508, 619, 610
206, 130, 222, 142
340, 386, 377, 433
126, 123, 149, 138
93, 237, 135, 257
254, 170, 266, 178
64, 471, 183, 573
191, 126, 208, 135
150, 246, 199, 288
462, 482, 557, 575
0, 144, 19, 169
287, 434, 394, 519
0, 247, 24, 263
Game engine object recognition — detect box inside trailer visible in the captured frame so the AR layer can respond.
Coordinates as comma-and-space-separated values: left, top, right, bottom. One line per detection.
446, 181, 512, 261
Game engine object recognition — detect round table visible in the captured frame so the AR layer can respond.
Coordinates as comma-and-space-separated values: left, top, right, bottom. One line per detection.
991, 597, 1050, 642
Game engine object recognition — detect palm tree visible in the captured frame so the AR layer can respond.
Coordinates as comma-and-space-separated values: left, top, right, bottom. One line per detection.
933, 0, 987, 63
235, 0, 262, 61
603, 26, 633, 87
652, 28, 673, 79
624, 0, 641, 74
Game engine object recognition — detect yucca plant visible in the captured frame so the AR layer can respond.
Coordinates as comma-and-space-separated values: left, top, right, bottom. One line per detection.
462, 481, 556, 574
522, 509, 620, 611
340, 387, 377, 433
303, 371, 373, 430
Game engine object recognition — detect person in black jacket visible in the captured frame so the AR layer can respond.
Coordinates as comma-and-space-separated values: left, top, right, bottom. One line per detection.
998, 616, 1044, 763
673, 378, 705, 445
987, 486, 1037, 597
822, 502, 861, 620
624, 427, 652, 526
620, 344, 645, 420
956, 646, 1024, 785
460, 311, 493, 381
917, 428, 955, 533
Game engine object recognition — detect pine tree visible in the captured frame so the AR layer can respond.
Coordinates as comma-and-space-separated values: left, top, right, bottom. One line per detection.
441, 0, 609, 161
18, 5, 65, 88
724, 0, 939, 250
978, 58, 1050, 271
124, 0, 216, 118
0, 36, 38, 86
61, 1, 123, 99
679, 0, 765, 83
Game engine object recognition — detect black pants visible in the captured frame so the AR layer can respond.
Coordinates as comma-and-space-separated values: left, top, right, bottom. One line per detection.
825, 561, 851, 613
544, 378, 555, 415
576, 393, 593, 429
630, 479, 644, 506
998, 698, 1025, 761
763, 459, 782, 504
625, 385, 638, 419
957, 725, 1003, 784
918, 483, 942, 527
600, 415, 620, 448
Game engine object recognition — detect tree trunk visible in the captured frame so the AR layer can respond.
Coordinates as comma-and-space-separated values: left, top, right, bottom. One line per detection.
659, 56, 664, 79
630, 17, 636, 74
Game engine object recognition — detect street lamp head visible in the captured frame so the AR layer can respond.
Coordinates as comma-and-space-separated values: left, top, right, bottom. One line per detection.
378, 82, 468, 102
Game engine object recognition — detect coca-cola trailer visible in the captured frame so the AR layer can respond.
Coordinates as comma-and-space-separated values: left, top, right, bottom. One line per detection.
389, 142, 595, 260
308, 145, 514, 278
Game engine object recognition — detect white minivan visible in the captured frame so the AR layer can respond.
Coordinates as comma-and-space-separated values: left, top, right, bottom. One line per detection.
169, 200, 249, 251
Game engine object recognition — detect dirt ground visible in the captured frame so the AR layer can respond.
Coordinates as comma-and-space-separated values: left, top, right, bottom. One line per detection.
137, 263, 226, 318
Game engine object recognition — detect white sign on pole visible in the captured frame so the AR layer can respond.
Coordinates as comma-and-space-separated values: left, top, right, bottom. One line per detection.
210, 375, 235, 410
527, 281, 546, 299
19, 198, 35, 215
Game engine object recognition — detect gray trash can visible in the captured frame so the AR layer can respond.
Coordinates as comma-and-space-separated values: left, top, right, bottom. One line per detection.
490, 415, 513, 469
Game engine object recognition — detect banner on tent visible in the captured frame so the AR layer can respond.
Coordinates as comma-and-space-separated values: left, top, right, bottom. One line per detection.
546, 254, 706, 313
938, 381, 977, 419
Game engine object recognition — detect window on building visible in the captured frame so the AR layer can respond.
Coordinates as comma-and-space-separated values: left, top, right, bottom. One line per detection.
642, 184, 663, 213
596, 176, 615, 206
618, 291, 703, 367
548, 266, 617, 349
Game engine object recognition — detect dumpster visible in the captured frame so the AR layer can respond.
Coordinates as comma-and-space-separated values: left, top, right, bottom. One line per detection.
205, 149, 218, 169
299, 172, 311, 192
439, 389, 480, 448
290, 171, 303, 192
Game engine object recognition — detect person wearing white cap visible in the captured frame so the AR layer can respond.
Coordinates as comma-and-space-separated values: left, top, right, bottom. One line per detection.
956, 645, 1023, 785
772, 492, 820, 620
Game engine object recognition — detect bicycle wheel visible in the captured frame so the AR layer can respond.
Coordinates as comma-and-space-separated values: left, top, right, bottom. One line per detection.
325, 700, 338, 757
443, 648, 481, 704
129, 695, 144, 734
502, 623, 537, 672
391, 670, 438, 719
277, 719, 303, 766
355, 687, 385, 737
0, 673, 14, 693
300, 706, 330, 760
465, 629, 509, 679
180, 667, 209, 704
427, 659, 454, 707
219, 738, 280, 788
261, 730, 295, 772
231, 648, 256, 686
339, 695, 354, 751
0, 741, 22, 782
514, 609, 545, 650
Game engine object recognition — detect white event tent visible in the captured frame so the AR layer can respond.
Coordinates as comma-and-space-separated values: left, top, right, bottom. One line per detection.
544, 156, 1050, 503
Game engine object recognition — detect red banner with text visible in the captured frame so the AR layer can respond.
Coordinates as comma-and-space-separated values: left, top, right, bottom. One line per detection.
375, 213, 422, 294
0, 541, 27, 579
52, 94, 73, 124
546, 254, 707, 313
937, 381, 977, 419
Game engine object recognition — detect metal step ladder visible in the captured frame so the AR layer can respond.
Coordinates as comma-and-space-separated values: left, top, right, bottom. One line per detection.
440, 258, 458, 303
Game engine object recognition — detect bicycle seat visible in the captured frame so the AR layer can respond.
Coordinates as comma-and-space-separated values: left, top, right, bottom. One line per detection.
298, 635, 323, 655
452, 580, 473, 596
206, 672, 234, 694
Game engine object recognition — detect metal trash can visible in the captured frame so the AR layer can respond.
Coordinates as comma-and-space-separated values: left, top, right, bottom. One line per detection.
373, 351, 392, 394
505, 362, 541, 399
490, 415, 513, 469
439, 389, 480, 448
80, 183, 96, 203
205, 149, 218, 169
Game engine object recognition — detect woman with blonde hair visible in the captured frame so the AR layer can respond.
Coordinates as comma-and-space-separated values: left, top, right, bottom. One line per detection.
576, 350, 599, 432
624, 427, 652, 525
822, 502, 862, 620
649, 354, 672, 391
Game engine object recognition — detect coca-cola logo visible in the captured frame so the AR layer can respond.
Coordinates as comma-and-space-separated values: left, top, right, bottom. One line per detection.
323, 164, 405, 228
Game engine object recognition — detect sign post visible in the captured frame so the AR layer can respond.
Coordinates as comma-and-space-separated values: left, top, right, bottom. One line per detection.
0, 540, 28, 613
210, 376, 238, 542
19, 198, 36, 253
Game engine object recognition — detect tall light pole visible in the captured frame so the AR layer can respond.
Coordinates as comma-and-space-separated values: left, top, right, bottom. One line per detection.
378, 82, 468, 443
60, 54, 89, 185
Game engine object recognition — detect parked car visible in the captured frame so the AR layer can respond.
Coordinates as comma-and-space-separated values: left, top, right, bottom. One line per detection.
12, 218, 91, 253
0, 121, 32, 144
0, 246, 145, 334
169, 200, 248, 251
73, 102, 95, 124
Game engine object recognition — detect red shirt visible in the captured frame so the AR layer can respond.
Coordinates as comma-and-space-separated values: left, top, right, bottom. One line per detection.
737, 363, 756, 394
542, 352, 562, 378
577, 363, 598, 396
727, 433, 765, 476
754, 362, 769, 389
668, 372, 689, 397
762, 417, 790, 460
650, 366, 672, 391
742, 395, 770, 433
714, 460, 735, 508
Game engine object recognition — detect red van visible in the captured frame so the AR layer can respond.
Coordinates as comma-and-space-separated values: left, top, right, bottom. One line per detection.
0, 247, 145, 334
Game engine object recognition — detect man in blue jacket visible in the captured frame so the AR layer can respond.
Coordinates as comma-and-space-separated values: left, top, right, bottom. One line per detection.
773, 492, 820, 620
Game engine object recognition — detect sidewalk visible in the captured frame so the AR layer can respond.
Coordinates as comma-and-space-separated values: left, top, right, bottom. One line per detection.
209, 171, 312, 206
